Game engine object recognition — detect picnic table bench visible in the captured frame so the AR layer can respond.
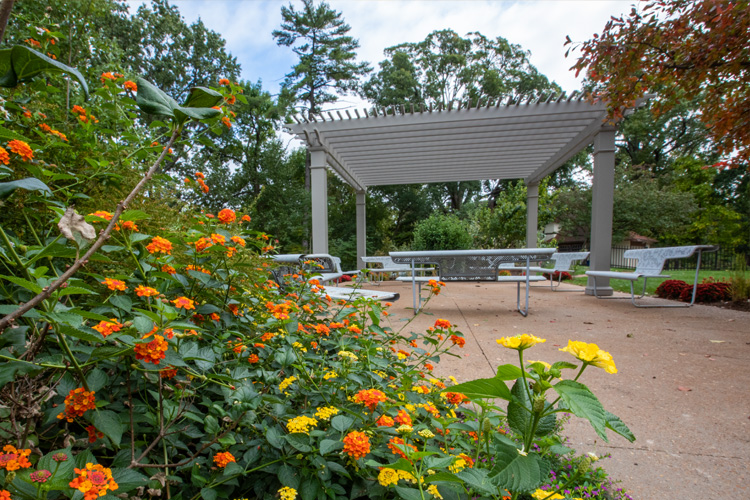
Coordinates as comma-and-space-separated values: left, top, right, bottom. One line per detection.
585, 245, 718, 307
526, 251, 590, 291
361, 256, 435, 282
390, 248, 555, 316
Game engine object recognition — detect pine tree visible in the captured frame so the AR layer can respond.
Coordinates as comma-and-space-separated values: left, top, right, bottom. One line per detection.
273, 0, 370, 119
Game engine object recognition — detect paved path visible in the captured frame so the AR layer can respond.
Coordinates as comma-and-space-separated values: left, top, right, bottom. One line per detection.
361, 280, 750, 499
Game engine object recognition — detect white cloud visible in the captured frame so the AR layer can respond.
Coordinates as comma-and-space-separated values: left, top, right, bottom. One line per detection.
128, 0, 634, 97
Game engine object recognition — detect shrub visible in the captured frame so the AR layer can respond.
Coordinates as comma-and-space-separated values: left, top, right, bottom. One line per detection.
413, 213, 473, 250
655, 279, 690, 300
543, 271, 572, 281
680, 279, 731, 302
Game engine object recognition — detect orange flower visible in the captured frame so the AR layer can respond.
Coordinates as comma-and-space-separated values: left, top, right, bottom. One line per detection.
119, 220, 138, 231
39, 123, 52, 132
71, 105, 86, 115
160, 366, 178, 379
218, 208, 236, 224
0, 147, 8, 165
69, 463, 118, 500
348, 325, 362, 334
100, 72, 117, 83
92, 318, 124, 338
135, 285, 158, 297
195, 172, 205, 179
376, 415, 394, 427
24, 38, 41, 48
450, 335, 465, 348
241, 214, 251, 223
342, 431, 370, 460
8, 140, 33, 161
247, 353, 259, 364
394, 409, 412, 426
221, 116, 232, 128
213, 451, 235, 468
57, 387, 96, 422
210, 233, 226, 245
146, 236, 172, 255
218, 78, 231, 86
444, 392, 468, 406
172, 296, 195, 310
0, 444, 32, 471
194, 236, 213, 252
0, 490, 9, 500
50, 129, 68, 141
88, 211, 111, 221
102, 278, 127, 291
86, 425, 104, 443
230, 235, 246, 247
161, 264, 176, 275
210, 313, 220, 321
186, 264, 210, 274
353, 389, 386, 412
434, 318, 452, 329
134, 334, 168, 365
123, 80, 137, 91
387, 437, 417, 459
315, 324, 330, 336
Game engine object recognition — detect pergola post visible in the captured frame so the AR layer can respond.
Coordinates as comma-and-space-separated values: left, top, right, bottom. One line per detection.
310, 149, 328, 254
585, 126, 616, 296
355, 190, 366, 268
526, 181, 539, 248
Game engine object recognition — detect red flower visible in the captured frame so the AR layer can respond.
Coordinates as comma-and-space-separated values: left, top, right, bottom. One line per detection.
86, 425, 104, 443
213, 451, 235, 468
172, 296, 195, 310
450, 335, 465, 348
434, 318, 452, 329
134, 334, 168, 365
57, 387, 96, 422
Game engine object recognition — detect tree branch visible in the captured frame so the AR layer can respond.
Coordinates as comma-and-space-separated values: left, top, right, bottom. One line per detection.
0, 127, 182, 333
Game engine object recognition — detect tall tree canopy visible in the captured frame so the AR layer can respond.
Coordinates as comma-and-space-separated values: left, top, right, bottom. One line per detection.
569, 0, 750, 168
273, 0, 371, 118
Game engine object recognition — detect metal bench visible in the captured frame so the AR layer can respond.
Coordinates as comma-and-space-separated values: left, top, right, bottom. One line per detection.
361, 256, 434, 282
526, 251, 589, 291
585, 245, 718, 307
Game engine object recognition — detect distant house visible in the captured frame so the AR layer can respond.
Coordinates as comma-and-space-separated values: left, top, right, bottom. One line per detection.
543, 223, 657, 267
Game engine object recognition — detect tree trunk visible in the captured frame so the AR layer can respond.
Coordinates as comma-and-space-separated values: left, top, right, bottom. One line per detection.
0, 0, 16, 43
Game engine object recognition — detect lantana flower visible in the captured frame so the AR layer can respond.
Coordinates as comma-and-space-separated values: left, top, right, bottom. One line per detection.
8, 140, 34, 161
0, 444, 32, 471
69, 463, 118, 500
57, 387, 96, 422
146, 236, 172, 255
172, 296, 195, 310
353, 389, 386, 411
342, 431, 370, 459
134, 335, 168, 365
135, 285, 158, 297
212, 451, 235, 468
102, 278, 127, 291
496, 333, 546, 351
559, 340, 617, 374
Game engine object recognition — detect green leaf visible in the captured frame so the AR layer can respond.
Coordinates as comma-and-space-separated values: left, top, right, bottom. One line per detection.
455, 468, 497, 496
331, 415, 354, 432
111, 468, 148, 493
319, 439, 343, 455
496, 364, 524, 380
553, 380, 608, 441
136, 77, 178, 117
86, 369, 108, 392
447, 376, 511, 401
423, 472, 463, 484
133, 316, 154, 335
54, 286, 97, 297
120, 209, 150, 221
183, 86, 223, 108
488, 440, 549, 492
109, 295, 132, 313
0, 124, 31, 142
507, 380, 556, 437
0, 46, 89, 98
36, 447, 75, 490
394, 486, 423, 500
299, 477, 321, 500
324, 460, 350, 479
285, 433, 312, 453
278, 463, 300, 488
173, 104, 221, 123
90, 410, 124, 446
604, 410, 636, 442
57, 324, 101, 344
200, 487, 218, 500
0, 177, 52, 200
424, 456, 456, 470
1, 275, 42, 293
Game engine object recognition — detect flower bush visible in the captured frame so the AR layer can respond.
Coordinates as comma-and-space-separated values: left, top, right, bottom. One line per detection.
543, 271, 572, 282
0, 42, 634, 500
656, 278, 731, 303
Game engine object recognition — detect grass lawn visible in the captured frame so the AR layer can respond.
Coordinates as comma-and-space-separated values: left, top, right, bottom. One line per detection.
567, 266, 745, 296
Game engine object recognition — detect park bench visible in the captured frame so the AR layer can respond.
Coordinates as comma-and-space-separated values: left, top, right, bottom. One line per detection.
585, 245, 718, 307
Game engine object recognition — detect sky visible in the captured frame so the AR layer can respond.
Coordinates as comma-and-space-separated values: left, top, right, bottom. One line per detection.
126, 0, 638, 111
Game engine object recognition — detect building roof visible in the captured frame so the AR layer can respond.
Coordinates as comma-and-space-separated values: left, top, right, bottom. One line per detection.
284, 93, 615, 191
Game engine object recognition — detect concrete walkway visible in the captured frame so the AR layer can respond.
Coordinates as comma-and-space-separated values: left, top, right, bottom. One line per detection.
361, 279, 750, 499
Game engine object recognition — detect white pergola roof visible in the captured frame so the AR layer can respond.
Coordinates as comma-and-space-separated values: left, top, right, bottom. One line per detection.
284, 93, 612, 191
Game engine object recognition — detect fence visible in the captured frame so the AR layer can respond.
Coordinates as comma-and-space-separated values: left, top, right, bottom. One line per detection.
558, 243, 749, 271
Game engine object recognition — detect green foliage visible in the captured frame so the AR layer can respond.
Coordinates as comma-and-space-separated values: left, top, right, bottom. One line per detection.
412, 213, 473, 251
273, 0, 371, 117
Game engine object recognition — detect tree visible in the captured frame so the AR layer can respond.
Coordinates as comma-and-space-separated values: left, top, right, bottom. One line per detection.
273, 0, 370, 118
568, 0, 750, 168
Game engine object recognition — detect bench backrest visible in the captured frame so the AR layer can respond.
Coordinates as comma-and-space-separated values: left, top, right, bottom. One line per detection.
362, 256, 410, 271
550, 251, 589, 272
623, 246, 701, 276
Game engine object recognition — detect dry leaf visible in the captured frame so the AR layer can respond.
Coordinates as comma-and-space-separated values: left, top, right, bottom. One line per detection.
709, 340, 725, 343
677, 386, 692, 392
58, 206, 96, 242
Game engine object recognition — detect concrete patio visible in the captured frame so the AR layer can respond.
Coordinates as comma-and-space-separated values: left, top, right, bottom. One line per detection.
360, 279, 750, 499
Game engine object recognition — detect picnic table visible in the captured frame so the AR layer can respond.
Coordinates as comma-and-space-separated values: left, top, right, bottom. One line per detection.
390, 248, 555, 316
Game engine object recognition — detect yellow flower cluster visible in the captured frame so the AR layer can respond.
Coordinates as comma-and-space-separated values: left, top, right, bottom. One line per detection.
314, 406, 339, 420
560, 340, 617, 374
377, 468, 400, 487
278, 376, 297, 393
338, 350, 359, 362
449, 458, 468, 473
427, 484, 443, 499
323, 371, 337, 380
418, 429, 435, 439
287, 415, 318, 434
278, 486, 298, 500
292, 341, 307, 352
496, 334, 546, 351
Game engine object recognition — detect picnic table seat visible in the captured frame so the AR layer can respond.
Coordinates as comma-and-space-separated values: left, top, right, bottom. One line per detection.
361, 256, 434, 282
585, 245, 717, 307
525, 251, 590, 291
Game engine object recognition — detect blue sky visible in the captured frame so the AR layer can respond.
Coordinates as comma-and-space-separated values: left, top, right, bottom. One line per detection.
126, 0, 634, 109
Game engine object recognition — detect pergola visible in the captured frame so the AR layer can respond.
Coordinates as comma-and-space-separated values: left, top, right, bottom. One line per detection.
285, 94, 639, 295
